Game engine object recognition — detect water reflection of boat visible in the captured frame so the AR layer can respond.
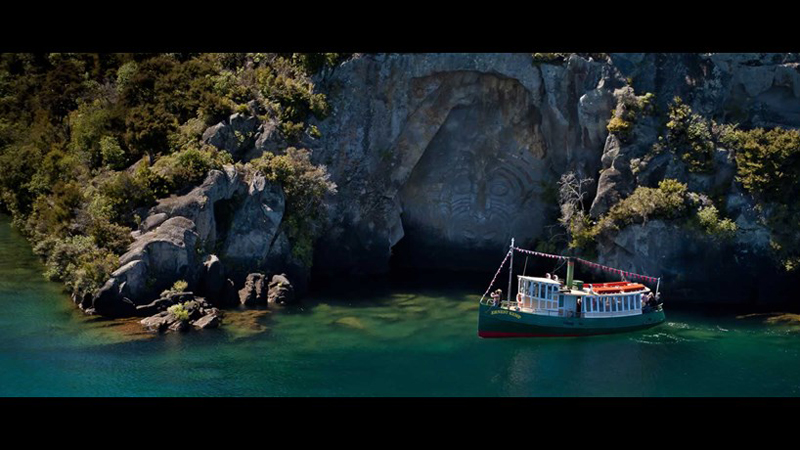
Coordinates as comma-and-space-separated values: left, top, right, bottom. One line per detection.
478, 239, 665, 338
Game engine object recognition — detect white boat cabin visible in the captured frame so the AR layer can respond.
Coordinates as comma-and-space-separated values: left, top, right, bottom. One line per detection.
516, 275, 649, 318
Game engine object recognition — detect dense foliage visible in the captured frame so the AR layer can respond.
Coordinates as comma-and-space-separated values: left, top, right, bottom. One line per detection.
0, 53, 346, 299
568, 179, 737, 251
657, 97, 741, 174
723, 126, 800, 271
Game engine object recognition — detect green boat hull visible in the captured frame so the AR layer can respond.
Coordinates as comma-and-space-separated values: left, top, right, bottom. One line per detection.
477, 303, 665, 338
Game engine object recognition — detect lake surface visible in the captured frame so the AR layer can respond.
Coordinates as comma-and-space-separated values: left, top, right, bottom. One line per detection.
2, 215, 800, 397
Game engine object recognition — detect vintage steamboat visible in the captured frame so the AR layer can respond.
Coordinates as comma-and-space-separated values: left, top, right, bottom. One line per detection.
478, 239, 665, 338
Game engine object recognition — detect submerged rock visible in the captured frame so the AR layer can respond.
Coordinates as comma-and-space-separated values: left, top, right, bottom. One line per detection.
193, 313, 221, 329
334, 316, 367, 330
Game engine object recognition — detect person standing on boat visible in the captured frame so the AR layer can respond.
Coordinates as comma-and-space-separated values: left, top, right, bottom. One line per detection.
490, 289, 502, 305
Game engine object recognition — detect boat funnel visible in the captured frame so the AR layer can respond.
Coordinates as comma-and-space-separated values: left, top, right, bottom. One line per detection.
566, 257, 575, 289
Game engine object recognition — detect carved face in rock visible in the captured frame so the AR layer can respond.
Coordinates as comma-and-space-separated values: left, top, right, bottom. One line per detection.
397, 101, 547, 268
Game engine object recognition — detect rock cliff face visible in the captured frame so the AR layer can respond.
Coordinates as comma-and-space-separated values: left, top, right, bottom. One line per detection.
305, 53, 800, 303
92, 53, 800, 311
308, 53, 619, 273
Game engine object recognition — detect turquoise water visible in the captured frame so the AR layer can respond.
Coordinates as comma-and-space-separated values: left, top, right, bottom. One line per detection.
2, 216, 800, 397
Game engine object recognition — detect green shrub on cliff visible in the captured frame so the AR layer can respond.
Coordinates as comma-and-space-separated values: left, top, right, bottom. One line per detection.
162, 279, 189, 297
717, 126, 800, 271
85, 164, 157, 226
531, 53, 568, 64
99, 136, 127, 170
254, 58, 329, 127
167, 303, 190, 322
665, 97, 715, 173
725, 127, 800, 202
573, 179, 690, 249
249, 147, 337, 266
600, 179, 688, 230
696, 205, 737, 239
150, 145, 232, 195
291, 53, 352, 76
39, 235, 119, 299
606, 91, 655, 143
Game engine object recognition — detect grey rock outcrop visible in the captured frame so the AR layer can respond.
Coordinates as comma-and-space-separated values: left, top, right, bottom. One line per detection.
219, 172, 285, 269
91, 165, 287, 315
139, 296, 224, 333
238, 273, 268, 306
268, 274, 295, 306
202, 113, 259, 159
91, 217, 199, 316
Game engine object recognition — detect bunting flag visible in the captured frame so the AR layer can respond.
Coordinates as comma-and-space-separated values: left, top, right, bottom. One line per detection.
574, 257, 659, 283
510, 246, 660, 284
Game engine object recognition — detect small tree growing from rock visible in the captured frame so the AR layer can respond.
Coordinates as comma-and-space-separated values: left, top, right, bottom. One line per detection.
558, 172, 594, 249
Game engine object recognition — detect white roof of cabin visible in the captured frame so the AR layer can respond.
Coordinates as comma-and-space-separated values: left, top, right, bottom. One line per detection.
517, 275, 560, 285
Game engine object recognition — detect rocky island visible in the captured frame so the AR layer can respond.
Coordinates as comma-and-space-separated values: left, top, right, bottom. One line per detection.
0, 52, 798, 334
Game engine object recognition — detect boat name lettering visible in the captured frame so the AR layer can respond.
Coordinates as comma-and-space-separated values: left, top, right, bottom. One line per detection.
490, 310, 521, 319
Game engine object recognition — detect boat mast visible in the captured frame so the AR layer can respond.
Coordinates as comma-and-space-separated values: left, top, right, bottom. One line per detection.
507, 237, 514, 304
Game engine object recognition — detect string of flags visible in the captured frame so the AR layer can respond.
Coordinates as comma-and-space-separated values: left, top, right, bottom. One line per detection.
512, 246, 659, 284
480, 249, 512, 303
574, 258, 659, 284
513, 247, 565, 260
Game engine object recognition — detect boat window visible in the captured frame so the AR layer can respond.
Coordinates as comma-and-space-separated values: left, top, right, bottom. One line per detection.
558, 295, 564, 308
